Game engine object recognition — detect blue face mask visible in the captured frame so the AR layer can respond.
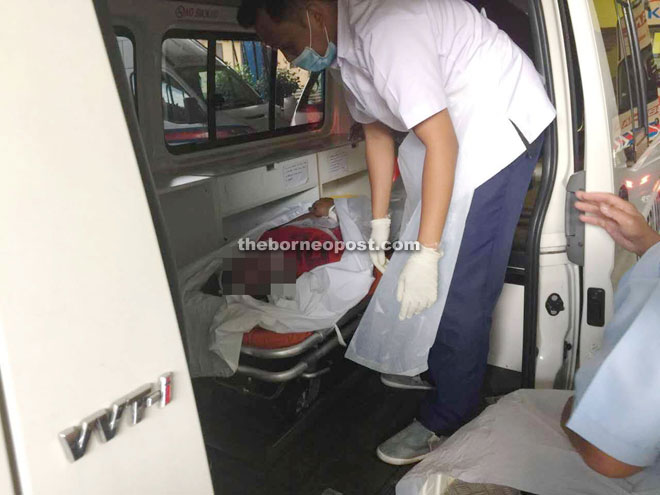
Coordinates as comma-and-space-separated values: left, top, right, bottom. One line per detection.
291, 11, 337, 72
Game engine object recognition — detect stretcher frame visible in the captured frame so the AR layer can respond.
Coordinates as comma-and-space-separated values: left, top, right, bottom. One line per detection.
234, 298, 369, 383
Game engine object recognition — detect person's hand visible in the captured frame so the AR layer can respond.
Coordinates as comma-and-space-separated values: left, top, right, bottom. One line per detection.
396, 245, 443, 320
369, 217, 391, 274
575, 191, 660, 257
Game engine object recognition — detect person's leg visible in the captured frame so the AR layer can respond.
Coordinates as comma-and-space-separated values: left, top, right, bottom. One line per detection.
418, 135, 544, 434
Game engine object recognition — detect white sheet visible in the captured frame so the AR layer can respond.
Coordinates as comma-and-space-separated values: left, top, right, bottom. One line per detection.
180, 201, 324, 378
396, 389, 660, 495
180, 197, 376, 377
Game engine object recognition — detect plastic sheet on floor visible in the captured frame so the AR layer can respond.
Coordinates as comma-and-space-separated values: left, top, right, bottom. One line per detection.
396, 389, 660, 495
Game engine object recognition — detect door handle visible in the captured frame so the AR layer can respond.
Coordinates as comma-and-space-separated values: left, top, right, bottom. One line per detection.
565, 170, 585, 266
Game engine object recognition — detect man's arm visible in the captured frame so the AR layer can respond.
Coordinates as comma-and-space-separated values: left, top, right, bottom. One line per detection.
363, 121, 395, 220
560, 397, 644, 478
413, 109, 458, 248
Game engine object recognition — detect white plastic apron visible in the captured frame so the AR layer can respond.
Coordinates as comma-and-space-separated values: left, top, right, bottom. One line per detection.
344, 131, 477, 376
343, 68, 536, 375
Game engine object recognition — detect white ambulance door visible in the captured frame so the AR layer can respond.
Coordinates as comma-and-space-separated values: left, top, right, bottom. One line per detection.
567, 0, 660, 364
0, 422, 16, 494
565, 0, 620, 363
0, 0, 213, 493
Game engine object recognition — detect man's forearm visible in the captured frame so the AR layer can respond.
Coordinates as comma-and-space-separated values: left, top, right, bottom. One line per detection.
418, 145, 455, 247
363, 122, 395, 219
640, 232, 660, 257
414, 110, 458, 248
560, 397, 644, 478
561, 397, 591, 457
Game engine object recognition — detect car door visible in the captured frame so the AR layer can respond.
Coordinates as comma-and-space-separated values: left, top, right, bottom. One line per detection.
0, 425, 15, 494
567, 0, 660, 365
565, 0, 619, 364
0, 0, 213, 493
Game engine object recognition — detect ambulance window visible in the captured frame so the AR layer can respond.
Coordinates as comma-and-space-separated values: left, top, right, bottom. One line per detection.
161, 72, 209, 146
161, 33, 325, 153
115, 31, 137, 114
592, 0, 660, 162
198, 64, 262, 110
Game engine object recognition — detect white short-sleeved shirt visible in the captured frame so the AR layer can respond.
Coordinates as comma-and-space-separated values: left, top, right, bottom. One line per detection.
567, 241, 660, 468
335, 0, 556, 176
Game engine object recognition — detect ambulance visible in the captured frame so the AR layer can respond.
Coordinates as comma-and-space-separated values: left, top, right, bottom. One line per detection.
1, 0, 659, 493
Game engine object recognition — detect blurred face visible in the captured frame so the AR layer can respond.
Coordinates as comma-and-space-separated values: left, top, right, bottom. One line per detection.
254, 7, 333, 64
310, 197, 334, 217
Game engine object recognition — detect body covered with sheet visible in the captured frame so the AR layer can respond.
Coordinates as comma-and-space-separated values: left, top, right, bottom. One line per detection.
180, 197, 375, 376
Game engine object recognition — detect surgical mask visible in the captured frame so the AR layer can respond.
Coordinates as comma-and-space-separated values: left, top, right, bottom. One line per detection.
291, 10, 337, 72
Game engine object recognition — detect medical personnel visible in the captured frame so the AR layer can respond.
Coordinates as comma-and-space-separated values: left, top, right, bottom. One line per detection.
238, 0, 556, 464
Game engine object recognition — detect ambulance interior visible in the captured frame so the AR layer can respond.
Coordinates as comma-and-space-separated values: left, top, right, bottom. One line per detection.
102, 0, 564, 492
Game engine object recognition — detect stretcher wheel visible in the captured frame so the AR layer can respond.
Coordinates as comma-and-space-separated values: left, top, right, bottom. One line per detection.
277, 377, 321, 421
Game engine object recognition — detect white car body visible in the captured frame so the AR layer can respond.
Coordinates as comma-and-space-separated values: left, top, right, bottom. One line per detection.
0, 0, 658, 493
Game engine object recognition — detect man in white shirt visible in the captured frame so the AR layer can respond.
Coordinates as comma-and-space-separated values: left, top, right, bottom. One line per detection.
238, 0, 556, 464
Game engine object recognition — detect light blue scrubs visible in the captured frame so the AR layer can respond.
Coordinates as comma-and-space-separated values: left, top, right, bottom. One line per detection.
567, 240, 660, 469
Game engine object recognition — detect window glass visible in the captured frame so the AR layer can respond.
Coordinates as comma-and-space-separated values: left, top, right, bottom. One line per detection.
161, 72, 209, 146
161, 34, 325, 152
115, 33, 137, 111
284, 60, 325, 129
647, 0, 660, 133
593, 0, 660, 163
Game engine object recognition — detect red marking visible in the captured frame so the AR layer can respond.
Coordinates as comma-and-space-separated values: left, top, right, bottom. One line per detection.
164, 377, 172, 405
165, 127, 247, 144
392, 159, 401, 183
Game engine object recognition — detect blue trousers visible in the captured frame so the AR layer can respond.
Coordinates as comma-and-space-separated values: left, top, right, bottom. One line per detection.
418, 133, 545, 435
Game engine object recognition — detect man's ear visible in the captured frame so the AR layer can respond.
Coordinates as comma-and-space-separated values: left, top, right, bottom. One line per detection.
289, 2, 310, 28
306, 1, 329, 27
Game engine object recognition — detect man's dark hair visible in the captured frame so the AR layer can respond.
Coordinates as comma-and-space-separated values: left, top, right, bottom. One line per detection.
237, 0, 301, 28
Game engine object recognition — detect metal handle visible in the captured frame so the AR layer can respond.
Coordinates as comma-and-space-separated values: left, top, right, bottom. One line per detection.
566, 171, 586, 266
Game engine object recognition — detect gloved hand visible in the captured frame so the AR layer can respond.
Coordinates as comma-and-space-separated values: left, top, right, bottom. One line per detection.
397, 245, 444, 320
369, 217, 391, 274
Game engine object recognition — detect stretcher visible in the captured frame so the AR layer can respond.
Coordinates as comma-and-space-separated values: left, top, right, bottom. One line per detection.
235, 267, 384, 383
179, 196, 398, 388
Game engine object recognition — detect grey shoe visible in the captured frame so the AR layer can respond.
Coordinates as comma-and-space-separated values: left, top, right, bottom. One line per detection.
381, 373, 435, 391
376, 420, 445, 465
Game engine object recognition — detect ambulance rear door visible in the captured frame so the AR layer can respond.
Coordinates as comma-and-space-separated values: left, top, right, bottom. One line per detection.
0, 0, 213, 493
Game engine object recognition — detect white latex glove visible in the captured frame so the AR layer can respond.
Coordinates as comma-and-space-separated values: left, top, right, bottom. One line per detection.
397, 245, 444, 320
369, 217, 391, 274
